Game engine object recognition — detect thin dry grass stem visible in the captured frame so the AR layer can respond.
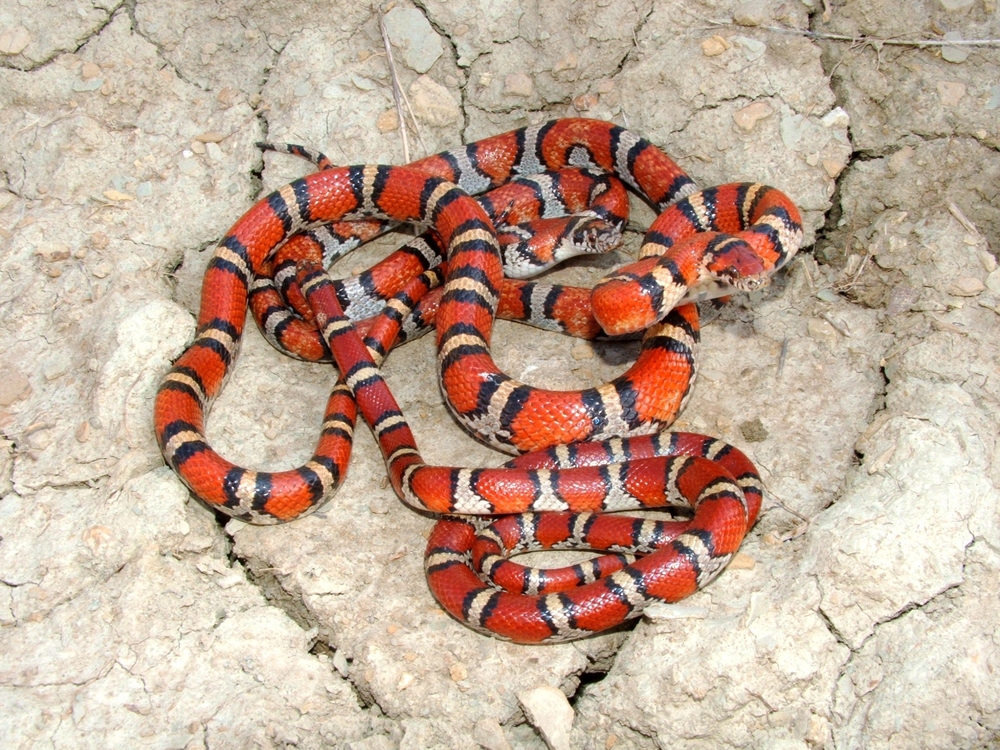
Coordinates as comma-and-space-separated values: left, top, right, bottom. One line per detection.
377, 10, 428, 164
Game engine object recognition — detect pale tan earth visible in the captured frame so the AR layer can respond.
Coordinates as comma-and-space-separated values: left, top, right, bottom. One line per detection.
1, 0, 998, 748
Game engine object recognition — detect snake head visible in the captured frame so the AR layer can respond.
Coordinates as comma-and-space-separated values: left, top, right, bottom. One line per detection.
705, 236, 769, 291
569, 214, 624, 256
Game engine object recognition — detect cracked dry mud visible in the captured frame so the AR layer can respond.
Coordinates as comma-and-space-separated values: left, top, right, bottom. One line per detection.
1, 1, 998, 748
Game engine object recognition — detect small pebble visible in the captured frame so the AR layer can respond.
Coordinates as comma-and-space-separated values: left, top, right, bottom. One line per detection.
26, 427, 52, 451
205, 142, 223, 162
195, 131, 226, 143
216, 87, 238, 106
76, 421, 91, 443
733, 35, 766, 61
985, 269, 1000, 295
822, 158, 846, 178
36, 242, 71, 261
986, 85, 1000, 110
473, 718, 512, 750
941, 31, 969, 63
518, 685, 574, 750
81, 61, 101, 80
0, 25, 30, 56
553, 52, 578, 73
178, 157, 200, 175
701, 35, 732, 56
0, 368, 30, 406
42, 358, 69, 381
504, 72, 534, 97
733, 101, 773, 132
449, 662, 468, 682
573, 93, 598, 112
820, 107, 850, 129
733, 0, 769, 26
408, 75, 461, 127
947, 276, 984, 297
136, 181, 153, 198
729, 552, 757, 569
351, 75, 376, 91
103, 189, 134, 201
739, 417, 769, 442
332, 650, 350, 677
214, 572, 244, 589
937, 80, 966, 106
937, 0, 975, 10
377, 109, 399, 133
570, 344, 593, 360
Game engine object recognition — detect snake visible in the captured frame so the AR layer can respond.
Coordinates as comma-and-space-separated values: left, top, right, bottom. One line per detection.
154, 118, 802, 642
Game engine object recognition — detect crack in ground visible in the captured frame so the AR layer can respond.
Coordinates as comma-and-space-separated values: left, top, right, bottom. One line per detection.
819, 563, 970, 725
247, 35, 289, 202
235, 551, 383, 714
408, 0, 473, 140
0, 1, 126, 74
220, 35, 387, 712
173, 22, 389, 715
121, 0, 206, 92
610, 0, 656, 78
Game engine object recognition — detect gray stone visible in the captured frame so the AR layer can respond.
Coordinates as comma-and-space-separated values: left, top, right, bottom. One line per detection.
382, 7, 444, 74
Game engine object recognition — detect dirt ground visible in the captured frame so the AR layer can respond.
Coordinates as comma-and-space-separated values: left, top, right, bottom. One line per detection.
1, 0, 999, 748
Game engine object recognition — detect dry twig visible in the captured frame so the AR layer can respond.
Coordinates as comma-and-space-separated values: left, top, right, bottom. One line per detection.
707, 19, 1000, 49
377, 9, 428, 162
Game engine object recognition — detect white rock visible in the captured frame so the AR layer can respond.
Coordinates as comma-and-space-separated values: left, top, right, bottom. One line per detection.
821, 106, 850, 129
518, 686, 574, 750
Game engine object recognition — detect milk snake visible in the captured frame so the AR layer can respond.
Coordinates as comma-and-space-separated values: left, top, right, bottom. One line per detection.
154, 118, 802, 643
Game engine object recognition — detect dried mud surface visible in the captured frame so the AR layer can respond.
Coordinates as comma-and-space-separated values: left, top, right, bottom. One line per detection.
1, 1, 998, 748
